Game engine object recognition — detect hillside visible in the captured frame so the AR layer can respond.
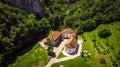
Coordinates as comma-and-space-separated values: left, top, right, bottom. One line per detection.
52, 22, 120, 67
0, 1, 50, 66
0, 0, 120, 67
2, 0, 45, 18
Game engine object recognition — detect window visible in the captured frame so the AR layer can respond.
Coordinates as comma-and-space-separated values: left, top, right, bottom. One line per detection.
69, 35, 71, 37
66, 35, 68, 37
62, 34, 65, 37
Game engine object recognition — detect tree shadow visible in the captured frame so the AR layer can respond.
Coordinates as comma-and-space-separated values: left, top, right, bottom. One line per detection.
1, 37, 45, 67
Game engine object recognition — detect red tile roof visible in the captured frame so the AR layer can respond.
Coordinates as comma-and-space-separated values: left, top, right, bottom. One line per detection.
62, 28, 76, 37
47, 31, 61, 41
65, 37, 78, 49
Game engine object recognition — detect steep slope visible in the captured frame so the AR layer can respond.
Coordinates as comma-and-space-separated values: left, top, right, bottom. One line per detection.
0, 1, 50, 66
2, 0, 45, 18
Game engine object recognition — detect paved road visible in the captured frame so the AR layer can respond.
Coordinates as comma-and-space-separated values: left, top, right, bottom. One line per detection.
45, 39, 68, 67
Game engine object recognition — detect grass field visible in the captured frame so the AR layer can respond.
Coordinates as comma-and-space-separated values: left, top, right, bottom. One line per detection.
52, 56, 91, 67
8, 43, 48, 67
51, 22, 120, 67
57, 52, 66, 58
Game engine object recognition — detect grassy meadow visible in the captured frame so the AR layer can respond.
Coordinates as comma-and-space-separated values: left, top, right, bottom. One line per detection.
8, 43, 48, 67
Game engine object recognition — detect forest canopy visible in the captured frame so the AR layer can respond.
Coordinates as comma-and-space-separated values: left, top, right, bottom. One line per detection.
40, 0, 120, 32
0, 1, 50, 66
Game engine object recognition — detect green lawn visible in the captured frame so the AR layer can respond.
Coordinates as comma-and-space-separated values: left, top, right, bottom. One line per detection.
8, 43, 48, 67
52, 56, 91, 67
57, 52, 66, 58
52, 22, 120, 67
81, 22, 120, 67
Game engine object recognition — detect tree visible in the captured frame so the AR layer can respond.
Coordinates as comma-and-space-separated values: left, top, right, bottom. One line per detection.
46, 38, 55, 57
98, 29, 111, 38
0, 2, 51, 66
99, 58, 106, 64
46, 38, 53, 52
83, 19, 96, 31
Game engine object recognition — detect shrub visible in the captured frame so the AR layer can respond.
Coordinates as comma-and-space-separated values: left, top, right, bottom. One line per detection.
110, 45, 114, 49
94, 44, 98, 47
106, 43, 109, 46
111, 60, 118, 66
98, 29, 111, 38
106, 49, 110, 53
81, 51, 84, 57
48, 52, 56, 57
92, 38, 96, 42
110, 56, 112, 59
99, 58, 106, 64
116, 55, 120, 60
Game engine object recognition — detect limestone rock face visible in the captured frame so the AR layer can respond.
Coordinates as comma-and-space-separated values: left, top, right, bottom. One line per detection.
3, 0, 45, 18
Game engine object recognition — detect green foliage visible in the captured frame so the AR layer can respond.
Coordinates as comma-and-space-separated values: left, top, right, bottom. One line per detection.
98, 29, 111, 38
99, 58, 106, 64
81, 22, 120, 67
46, 38, 53, 46
48, 52, 55, 57
46, 38, 55, 57
0, 2, 50, 66
1, 0, 120, 66
8, 43, 48, 67
43, 0, 120, 33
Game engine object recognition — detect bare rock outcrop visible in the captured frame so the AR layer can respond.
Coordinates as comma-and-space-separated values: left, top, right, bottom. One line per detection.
3, 0, 45, 18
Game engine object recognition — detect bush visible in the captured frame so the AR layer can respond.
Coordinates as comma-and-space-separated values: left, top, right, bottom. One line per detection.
111, 60, 118, 66
48, 52, 56, 57
99, 58, 106, 64
98, 29, 111, 38
110, 45, 114, 49
92, 39, 96, 42
106, 49, 110, 53
116, 55, 120, 60
103, 50, 107, 54
94, 44, 98, 47
106, 43, 109, 46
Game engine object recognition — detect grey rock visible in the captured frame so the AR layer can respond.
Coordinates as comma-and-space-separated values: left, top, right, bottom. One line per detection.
3, 0, 45, 18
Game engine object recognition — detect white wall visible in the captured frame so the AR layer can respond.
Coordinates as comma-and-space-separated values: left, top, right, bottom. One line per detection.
62, 34, 71, 38
65, 47, 75, 54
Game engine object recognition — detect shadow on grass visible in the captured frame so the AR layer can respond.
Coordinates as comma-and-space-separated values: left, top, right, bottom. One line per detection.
1, 37, 45, 67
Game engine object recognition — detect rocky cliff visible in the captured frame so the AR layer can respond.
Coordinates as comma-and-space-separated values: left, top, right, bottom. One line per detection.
3, 0, 45, 18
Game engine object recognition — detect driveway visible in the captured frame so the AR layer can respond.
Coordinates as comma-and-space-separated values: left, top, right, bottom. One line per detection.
45, 39, 68, 67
